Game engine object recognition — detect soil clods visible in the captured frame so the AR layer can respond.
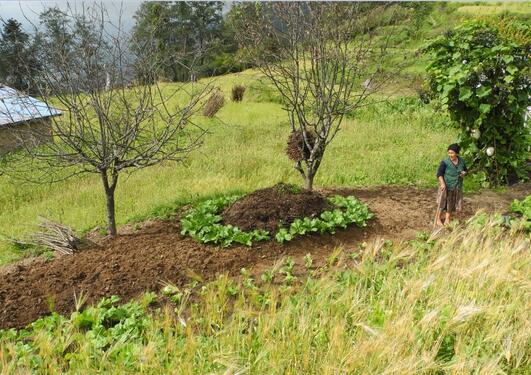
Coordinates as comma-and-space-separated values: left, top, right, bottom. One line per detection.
221, 183, 331, 233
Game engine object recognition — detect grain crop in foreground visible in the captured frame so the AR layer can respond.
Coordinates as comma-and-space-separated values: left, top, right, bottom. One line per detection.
1, 216, 529, 373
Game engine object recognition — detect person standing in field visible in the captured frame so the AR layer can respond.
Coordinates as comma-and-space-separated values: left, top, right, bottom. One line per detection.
436, 143, 467, 226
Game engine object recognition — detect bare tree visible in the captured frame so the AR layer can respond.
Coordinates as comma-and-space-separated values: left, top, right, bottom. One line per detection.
235, 2, 396, 190
2, 4, 212, 236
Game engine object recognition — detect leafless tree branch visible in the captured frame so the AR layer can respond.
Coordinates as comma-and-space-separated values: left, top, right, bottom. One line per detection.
236, 2, 398, 190
1, 3, 213, 235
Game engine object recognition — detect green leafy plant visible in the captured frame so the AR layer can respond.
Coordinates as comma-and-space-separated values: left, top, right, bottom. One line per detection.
182, 194, 373, 246
180, 196, 270, 247
261, 270, 275, 283
276, 196, 374, 243
424, 20, 530, 186
240, 268, 256, 289
509, 195, 531, 231
510, 195, 531, 218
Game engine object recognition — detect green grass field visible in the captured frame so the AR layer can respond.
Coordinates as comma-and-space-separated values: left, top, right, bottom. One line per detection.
1, 216, 529, 373
0, 73, 456, 265
0, 2, 483, 265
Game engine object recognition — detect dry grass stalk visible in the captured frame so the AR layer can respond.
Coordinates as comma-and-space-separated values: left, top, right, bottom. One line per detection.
203, 91, 225, 117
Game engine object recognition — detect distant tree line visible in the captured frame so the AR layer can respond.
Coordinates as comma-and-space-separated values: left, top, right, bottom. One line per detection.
0, 1, 439, 94
0, 1, 252, 93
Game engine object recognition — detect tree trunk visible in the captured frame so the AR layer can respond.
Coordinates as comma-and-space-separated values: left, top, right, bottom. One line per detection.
101, 172, 118, 236
105, 189, 117, 236
304, 174, 314, 191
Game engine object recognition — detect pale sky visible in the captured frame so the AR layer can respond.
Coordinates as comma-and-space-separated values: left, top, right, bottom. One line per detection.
0, 1, 233, 33
0, 1, 160, 33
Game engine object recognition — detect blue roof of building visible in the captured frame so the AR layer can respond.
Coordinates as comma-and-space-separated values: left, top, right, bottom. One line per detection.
0, 86, 61, 127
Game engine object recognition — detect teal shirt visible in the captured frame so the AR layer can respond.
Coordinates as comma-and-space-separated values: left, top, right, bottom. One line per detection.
442, 157, 466, 191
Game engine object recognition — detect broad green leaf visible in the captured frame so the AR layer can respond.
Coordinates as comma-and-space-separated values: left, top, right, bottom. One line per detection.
476, 86, 491, 98
506, 65, 518, 75
479, 104, 491, 114
459, 87, 473, 101
502, 55, 514, 64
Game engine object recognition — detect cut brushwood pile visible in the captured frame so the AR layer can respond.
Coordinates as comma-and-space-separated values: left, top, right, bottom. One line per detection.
2, 218, 92, 255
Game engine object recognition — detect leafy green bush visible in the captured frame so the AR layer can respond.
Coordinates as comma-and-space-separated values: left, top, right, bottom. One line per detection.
181, 194, 373, 246
424, 20, 530, 186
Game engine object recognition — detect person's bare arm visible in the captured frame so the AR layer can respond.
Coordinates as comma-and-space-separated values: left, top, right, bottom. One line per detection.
438, 176, 446, 190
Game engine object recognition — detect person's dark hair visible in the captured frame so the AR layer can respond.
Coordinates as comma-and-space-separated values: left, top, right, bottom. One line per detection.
447, 143, 460, 154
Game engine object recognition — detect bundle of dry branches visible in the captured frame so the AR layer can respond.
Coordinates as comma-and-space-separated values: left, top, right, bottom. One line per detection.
203, 90, 225, 117
1, 218, 86, 256
29, 218, 82, 255
231, 85, 246, 102
286, 130, 316, 162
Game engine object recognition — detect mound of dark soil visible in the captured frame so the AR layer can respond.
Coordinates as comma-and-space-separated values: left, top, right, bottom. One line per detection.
221, 183, 332, 233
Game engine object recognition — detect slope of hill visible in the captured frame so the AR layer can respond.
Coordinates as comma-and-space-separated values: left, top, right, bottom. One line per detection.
1, 213, 529, 373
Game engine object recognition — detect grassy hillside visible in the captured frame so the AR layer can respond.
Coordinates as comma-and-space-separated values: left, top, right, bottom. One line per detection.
0, 3, 529, 372
0, 2, 526, 266
456, 2, 531, 16
0, 72, 456, 265
1, 216, 529, 373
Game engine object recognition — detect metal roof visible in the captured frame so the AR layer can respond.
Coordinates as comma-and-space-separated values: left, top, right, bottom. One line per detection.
0, 86, 61, 127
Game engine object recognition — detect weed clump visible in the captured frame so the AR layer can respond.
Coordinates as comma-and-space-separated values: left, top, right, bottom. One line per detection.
203, 90, 225, 117
231, 84, 246, 102
286, 130, 317, 162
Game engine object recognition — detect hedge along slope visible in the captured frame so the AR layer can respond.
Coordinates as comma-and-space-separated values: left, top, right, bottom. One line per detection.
180, 184, 373, 247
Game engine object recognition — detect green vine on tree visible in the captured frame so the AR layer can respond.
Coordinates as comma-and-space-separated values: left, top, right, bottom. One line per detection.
424, 21, 530, 186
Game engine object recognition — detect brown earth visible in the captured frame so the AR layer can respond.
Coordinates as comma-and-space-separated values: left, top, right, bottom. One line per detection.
0, 184, 529, 330
222, 183, 331, 233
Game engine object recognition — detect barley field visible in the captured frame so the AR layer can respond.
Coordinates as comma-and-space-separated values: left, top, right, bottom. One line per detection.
1, 216, 529, 373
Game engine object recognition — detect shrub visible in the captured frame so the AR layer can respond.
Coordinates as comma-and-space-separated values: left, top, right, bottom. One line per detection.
424, 21, 530, 186
203, 90, 225, 117
231, 84, 246, 102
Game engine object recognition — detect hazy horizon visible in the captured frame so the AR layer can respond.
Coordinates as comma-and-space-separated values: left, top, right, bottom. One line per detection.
0, 1, 146, 32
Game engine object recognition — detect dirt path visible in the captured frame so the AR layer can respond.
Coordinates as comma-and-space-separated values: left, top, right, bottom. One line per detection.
0, 184, 529, 330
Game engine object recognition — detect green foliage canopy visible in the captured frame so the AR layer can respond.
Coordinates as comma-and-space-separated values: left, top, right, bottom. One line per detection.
424, 21, 530, 186
131, 1, 242, 82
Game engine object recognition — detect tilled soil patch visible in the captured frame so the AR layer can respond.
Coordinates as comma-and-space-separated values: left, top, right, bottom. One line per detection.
222, 183, 331, 233
0, 184, 529, 330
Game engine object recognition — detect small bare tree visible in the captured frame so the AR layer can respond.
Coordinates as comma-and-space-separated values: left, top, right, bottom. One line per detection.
3, 4, 212, 236
236, 2, 395, 190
